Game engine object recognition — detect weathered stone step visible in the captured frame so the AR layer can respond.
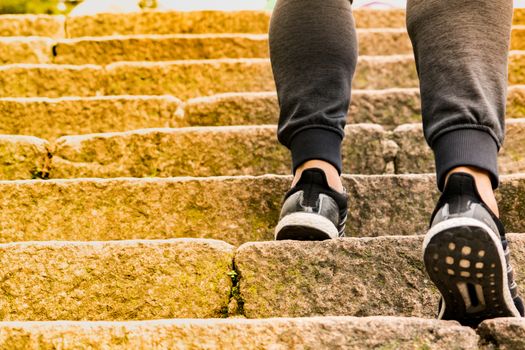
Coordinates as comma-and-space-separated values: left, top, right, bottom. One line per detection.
47, 118, 525, 179
1, 174, 525, 245
0, 239, 233, 321
4, 119, 525, 180
2, 53, 525, 98
0, 57, 416, 98
0, 96, 185, 140
49, 125, 394, 179
235, 234, 525, 319
4, 27, 525, 65
0, 317, 478, 349
2, 87, 524, 139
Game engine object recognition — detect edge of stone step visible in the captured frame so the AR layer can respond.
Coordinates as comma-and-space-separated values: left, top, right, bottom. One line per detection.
0, 238, 234, 321
0, 316, 479, 349
234, 233, 525, 319
1, 173, 525, 244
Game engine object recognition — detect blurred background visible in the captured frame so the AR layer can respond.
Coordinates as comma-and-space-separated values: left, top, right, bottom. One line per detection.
0, 0, 524, 15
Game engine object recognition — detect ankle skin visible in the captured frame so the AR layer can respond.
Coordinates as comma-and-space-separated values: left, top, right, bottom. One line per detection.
292, 160, 344, 193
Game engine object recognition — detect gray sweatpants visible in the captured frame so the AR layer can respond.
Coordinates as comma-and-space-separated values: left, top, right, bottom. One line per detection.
269, 0, 514, 190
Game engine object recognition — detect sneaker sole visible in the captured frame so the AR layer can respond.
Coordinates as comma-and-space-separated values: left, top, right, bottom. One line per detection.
423, 217, 520, 327
274, 212, 338, 241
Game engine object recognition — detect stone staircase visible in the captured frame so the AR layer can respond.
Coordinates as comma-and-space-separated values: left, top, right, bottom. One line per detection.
0, 7, 525, 349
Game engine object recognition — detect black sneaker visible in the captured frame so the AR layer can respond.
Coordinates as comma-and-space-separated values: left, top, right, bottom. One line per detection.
423, 172, 524, 327
274, 168, 348, 241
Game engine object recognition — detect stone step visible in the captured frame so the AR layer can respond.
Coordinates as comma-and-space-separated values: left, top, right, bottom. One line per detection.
4, 119, 525, 180
0, 57, 415, 99
0, 239, 233, 321
2, 9, 523, 39
235, 234, 525, 319
2, 87, 524, 139
2, 53, 525, 98
478, 318, 525, 349
0, 317, 479, 349
1, 174, 525, 245
47, 119, 525, 179
49, 124, 394, 179
4, 27, 525, 65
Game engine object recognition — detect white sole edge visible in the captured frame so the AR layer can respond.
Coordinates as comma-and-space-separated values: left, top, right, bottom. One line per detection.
274, 212, 338, 240
423, 217, 520, 319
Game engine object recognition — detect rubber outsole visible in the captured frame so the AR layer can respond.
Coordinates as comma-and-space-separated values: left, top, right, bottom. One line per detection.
274, 212, 338, 241
423, 218, 520, 327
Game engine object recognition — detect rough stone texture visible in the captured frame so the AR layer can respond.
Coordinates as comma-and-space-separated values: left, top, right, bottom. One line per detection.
0, 64, 103, 98
507, 85, 525, 119
0, 317, 479, 350
352, 9, 406, 28
392, 123, 434, 174
53, 34, 270, 65
50, 125, 391, 178
350, 88, 421, 126
0, 15, 65, 37
512, 27, 525, 51
236, 234, 525, 319
478, 318, 525, 349
65, 11, 272, 37
185, 92, 280, 126
509, 51, 525, 86
0, 38, 54, 64
1, 174, 525, 244
353, 55, 418, 89
0, 96, 184, 140
0, 135, 50, 180
357, 28, 412, 56
394, 119, 525, 175
515, 9, 525, 25
0, 239, 233, 321
104, 59, 274, 100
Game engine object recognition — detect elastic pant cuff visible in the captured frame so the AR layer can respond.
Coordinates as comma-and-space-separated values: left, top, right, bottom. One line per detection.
290, 128, 343, 174
433, 129, 499, 191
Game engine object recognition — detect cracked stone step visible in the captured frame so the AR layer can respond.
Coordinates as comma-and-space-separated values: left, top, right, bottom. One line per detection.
1, 174, 525, 245
235, 234, 525, 319
49, 124, 395, 178
0, 317, 478, 349
394, 118, 525, 175
2, 53, 525, 98
3, 87, 522, 139
4, 27, 525, 65
0, 239, 233, 321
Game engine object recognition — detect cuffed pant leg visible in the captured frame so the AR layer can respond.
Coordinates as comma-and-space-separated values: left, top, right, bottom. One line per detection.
406, 0, 513, 189
269, 0, 358, 174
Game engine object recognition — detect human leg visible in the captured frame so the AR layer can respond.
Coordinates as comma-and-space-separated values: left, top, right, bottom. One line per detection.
407, 0, 523, 325
269, 0, 357, 240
